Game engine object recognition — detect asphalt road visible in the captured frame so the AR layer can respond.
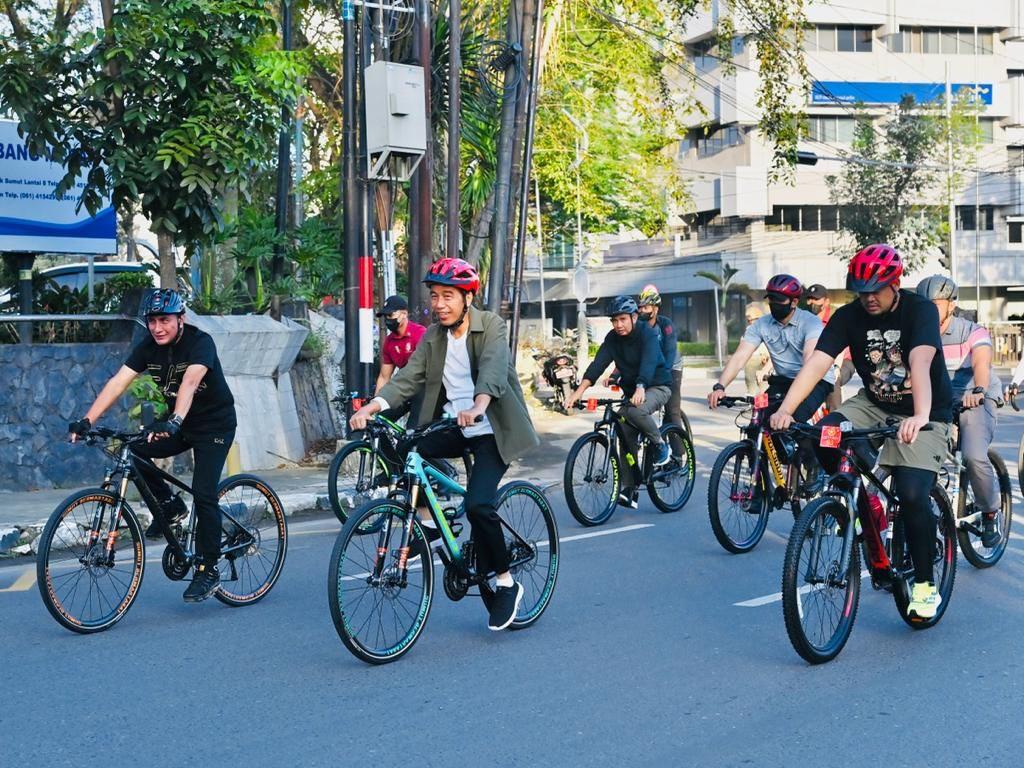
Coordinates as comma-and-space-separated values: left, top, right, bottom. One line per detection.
3, 396, 1024, 767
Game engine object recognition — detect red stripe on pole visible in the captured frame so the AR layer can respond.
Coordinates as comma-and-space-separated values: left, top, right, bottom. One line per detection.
359, 256, 373, 309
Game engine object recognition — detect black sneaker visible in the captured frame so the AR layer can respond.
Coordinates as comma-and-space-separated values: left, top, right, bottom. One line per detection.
981, 512, 1000, 548
183, 561, 220, 603
617, 487, 638, 508
487, 581, 524, 631
146, 495, 188, 539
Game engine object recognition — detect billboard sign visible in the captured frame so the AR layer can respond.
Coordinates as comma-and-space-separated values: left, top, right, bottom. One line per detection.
811, 81, 992, 106
0, 120, 116, 254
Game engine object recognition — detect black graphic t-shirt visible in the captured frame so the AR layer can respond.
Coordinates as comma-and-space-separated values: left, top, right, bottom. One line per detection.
124, 325, 237, 433
815, 289, 952, 423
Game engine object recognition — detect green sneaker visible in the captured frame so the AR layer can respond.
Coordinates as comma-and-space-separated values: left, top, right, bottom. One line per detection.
907, 581, 941, 619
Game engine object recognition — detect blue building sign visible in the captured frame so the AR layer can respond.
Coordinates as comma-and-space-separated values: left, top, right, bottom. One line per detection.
811, 80, 992, 106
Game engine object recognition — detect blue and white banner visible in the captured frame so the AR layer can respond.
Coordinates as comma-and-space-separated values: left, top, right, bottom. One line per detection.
0, 120, 116, 254
811, 81, 993, 106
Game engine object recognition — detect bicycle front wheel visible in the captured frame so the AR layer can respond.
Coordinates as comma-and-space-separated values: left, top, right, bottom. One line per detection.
707, 442, 770, 553
36, 488, 145, 634
328, 499, 433, 664
327, 441, 392, 524
647, 424, 695, 513
564, 432, 619, 527
781, 497, 860, 664
492, 481, 559, 630
214, 475, 288, 606
892, 484, 956, 629
956, 449, 1013, 569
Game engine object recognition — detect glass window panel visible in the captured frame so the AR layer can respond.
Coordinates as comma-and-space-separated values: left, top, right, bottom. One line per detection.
820, 206, 839, 230
781, 206, 800, 230
856, 27, 873, 52
958, 205, 976, 230
800, 206, 820, 231
887, 32, 903, 52
923, 28, 940, 54
804, 25, 817, 51
958, 29, 976, 56
940, 29, 958, 54
911, 28, 922, 53
1009, 146, 1024, 167
837, 26, 855, 52
978, 30, 994, 54
818, 25, 836, 52
1011, 222, 1022, 244
823, 118, 838, 142
984, 206, 995, 230
836, 118, 855, 143
980, 119, 994, 143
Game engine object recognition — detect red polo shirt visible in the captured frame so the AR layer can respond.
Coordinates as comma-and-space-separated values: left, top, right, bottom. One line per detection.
382, 321, 426, 368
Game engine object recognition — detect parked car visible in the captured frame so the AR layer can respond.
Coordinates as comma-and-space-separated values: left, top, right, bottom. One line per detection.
39, 261, 154, 292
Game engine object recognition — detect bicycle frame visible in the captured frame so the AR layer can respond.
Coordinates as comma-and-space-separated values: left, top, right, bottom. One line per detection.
590, 401, 647, 487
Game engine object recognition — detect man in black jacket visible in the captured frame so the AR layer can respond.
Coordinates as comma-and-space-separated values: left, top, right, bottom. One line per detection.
565, 296, 673, 467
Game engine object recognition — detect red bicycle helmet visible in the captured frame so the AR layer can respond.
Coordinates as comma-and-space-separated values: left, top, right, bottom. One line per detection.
765, 274, 803, 301
424, 257, 480, 292
847, 244, 903, 292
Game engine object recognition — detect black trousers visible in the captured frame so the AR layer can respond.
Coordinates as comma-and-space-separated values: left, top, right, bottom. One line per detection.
416, 431, 510, 575
131, 429, 235, 563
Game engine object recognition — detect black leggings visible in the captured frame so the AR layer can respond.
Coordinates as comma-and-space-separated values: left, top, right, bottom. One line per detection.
131, 430, 234, 563
415, 431, 510, 575
813, 410, 936, 584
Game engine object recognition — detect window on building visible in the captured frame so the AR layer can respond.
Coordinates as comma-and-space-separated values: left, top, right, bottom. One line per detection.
765, 205, 841, 232
1010, 222, 1023, 244
957, 205, 995, 231
979, 118, 995, 144
820, 206, 839, 230
814, 24, 872, 52
807, 116, 861, 143
690, 38, 719, 66
817, 24, 837, 52
837, 26, 855, 52
694, 124, 743, 158
895, 26, 995, 54
1009, 146, 1024, 168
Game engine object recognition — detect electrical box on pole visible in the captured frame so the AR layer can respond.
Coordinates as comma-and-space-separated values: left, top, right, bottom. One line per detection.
364, 61, 427, 181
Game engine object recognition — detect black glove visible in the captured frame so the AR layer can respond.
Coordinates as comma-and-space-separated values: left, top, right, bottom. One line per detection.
148, 415, 183, 437
68, 417, 91, 436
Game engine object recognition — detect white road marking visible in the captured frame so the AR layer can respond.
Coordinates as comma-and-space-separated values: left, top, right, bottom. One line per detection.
734, 569, 870, 608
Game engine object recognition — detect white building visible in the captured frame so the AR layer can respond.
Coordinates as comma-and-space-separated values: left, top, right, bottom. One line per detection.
522, 0, 1024, 349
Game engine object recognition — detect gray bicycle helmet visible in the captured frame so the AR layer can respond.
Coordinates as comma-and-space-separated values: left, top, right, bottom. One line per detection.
915, 275, 958, 301
607, 295, 638, 317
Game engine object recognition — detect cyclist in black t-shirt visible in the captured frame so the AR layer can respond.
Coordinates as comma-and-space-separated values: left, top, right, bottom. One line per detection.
68, 289, 237, 603
769, 245, 952, 620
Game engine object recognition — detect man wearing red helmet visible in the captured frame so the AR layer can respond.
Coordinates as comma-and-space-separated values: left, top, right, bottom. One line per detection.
349, 257, 540, 631
770, 244, 952, 620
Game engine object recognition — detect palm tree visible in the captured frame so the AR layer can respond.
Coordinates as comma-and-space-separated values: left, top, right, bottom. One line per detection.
695, 262, 740, 368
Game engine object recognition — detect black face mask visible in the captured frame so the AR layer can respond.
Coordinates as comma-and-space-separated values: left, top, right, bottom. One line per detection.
384, 318, 400, 333
768, 302, 792, 322
807, 304, 824, 316
638, 311, 652, 323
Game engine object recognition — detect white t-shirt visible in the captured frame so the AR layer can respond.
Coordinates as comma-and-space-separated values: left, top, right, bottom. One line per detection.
442, 331, 494, 438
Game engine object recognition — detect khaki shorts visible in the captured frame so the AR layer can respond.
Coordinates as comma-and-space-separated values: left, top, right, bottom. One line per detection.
832, 390, 950, 473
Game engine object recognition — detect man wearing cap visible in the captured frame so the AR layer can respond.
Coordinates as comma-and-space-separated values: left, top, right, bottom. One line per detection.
806, 284, 855, 410
375, 295, 426, 394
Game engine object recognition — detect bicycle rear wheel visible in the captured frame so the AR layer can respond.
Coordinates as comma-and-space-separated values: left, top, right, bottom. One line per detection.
647, 424, 695, 513
781, 497, 860, 664
892, 484, 956, 629
707, 442, 770, 553
214, 475, 288, 606
327, 441, 392, 524
36, 488, 145, 634
956, 450, 1012, 569
490, 482, 559, 630
328, 499, 433, 664
564, 432, 619, 526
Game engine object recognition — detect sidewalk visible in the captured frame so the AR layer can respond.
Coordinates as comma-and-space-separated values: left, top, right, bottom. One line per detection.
0, 402, 589, 558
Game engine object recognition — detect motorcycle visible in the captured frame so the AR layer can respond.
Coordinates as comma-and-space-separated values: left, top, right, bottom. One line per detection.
540, 352, 578, 409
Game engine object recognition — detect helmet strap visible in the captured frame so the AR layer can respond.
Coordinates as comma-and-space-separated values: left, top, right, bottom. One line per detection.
441, 292, 471, 332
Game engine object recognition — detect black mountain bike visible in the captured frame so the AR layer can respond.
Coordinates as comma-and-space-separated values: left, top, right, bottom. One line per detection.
707, 394, 824, 553
563, 397, 695, 526
328, 416, 558, 664
781, 420, 956, 664
326, 414, 469, 524
37, 426, 288, 634
942, 397, 1013, 568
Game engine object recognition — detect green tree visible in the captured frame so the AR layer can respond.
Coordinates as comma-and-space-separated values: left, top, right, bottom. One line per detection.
825, 93, 982, 270
0, 0, 304, 287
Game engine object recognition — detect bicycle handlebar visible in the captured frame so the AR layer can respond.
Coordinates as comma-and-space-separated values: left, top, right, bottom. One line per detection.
716, 394, 784, 409
571, 397, 627, 410
952, 395, 1004, 416
788, 419, 933, 442
401, 414, 484, 445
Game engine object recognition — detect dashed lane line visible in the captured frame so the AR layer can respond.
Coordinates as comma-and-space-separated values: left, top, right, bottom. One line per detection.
0, 568, 36, 593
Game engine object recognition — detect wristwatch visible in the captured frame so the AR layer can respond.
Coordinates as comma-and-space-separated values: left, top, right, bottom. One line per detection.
712, 383, 725, 392
971, 386, 985, 395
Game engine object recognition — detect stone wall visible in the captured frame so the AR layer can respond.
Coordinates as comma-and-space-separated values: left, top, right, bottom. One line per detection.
0, 343, 134, 491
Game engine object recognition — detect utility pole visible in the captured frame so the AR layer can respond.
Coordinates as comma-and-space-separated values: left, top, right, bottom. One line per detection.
446, 0, 461, 261
945, 62, 957, 280
359, 2, 375, 395
271, 0, 293, 321
535, 176, 546, 336
407, 0, 433, 325
487, 0, 523, 312
342, 0, 361, 395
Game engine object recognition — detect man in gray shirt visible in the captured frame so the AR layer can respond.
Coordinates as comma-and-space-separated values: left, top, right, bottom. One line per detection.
708, 274, 835, 422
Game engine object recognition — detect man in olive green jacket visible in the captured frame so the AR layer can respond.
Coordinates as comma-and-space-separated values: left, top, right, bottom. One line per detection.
350, 257, 539, 632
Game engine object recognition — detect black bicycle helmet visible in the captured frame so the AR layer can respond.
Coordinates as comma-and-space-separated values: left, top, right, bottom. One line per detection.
607, 296, 638, 317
